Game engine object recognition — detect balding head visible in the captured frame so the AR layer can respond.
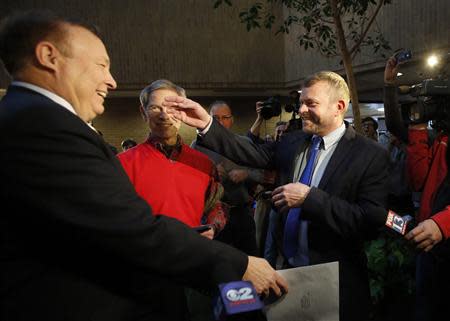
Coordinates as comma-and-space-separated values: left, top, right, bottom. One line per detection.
209, 100, 233, 129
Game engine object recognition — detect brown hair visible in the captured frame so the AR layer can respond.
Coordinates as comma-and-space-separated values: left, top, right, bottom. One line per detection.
0, 10, 99, 76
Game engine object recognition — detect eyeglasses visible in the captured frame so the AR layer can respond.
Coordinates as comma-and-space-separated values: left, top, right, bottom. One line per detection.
213, 115, 233, 121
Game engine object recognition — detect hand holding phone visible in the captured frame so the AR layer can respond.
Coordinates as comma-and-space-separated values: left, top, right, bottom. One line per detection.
395, 49, 412, 64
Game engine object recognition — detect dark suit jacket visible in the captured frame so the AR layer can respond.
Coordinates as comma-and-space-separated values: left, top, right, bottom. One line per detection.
198, 120, 389, 321
0, 86, 247, 321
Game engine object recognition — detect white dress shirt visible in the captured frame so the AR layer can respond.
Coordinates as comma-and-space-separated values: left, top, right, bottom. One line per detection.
293, 122, 347, 187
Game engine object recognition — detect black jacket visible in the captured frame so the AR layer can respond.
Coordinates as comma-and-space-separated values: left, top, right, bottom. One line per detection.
0, 86, 247, 321
198, 120, 389, 321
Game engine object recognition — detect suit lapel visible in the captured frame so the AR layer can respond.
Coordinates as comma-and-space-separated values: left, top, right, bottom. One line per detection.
318, 125, 356, 189
283, 133, 310, 182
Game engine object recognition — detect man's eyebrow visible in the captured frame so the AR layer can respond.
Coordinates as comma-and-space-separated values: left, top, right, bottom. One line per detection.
147, 104, 163, 108
101, 57, 111, 66
301, 97, 319, 103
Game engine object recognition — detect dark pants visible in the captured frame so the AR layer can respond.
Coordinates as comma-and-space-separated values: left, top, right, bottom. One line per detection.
415, 250, 450, 321
215, 205, 257, 256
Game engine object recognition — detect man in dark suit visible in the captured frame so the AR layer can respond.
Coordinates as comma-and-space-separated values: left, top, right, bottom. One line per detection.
164, 71, 389, 321
0, 10, 287, 321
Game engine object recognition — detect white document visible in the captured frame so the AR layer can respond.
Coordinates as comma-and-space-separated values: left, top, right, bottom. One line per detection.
265, 261, 339, 321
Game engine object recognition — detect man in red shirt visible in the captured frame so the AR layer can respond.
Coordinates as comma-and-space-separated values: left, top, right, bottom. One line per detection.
118, 79, 231, 319
118, 79, 227, 239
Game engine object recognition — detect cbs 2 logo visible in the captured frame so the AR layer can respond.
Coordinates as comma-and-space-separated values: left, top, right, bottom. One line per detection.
226, 287, 254, 302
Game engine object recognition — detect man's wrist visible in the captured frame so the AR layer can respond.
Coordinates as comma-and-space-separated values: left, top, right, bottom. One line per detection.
197, 116, 213, 135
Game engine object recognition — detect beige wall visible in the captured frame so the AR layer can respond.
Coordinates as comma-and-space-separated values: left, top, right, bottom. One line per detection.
1, 0, 448, 92
0, 0, 285, 90
1, 0, 448, 148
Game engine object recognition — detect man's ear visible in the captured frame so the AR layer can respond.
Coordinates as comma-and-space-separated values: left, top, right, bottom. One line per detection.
34, 41, 61, 72
140, 105, 148, 121
336, 99, 346, 116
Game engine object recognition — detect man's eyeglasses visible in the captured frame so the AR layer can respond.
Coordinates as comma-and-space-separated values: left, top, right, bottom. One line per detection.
213, 115, 233, 121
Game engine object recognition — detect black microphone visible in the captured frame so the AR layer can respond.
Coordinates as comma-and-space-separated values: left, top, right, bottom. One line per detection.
385, 210, 414, 235
213, 281, 267, 321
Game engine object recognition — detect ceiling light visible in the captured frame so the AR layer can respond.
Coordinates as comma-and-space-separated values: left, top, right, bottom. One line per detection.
427, 54, 439, 68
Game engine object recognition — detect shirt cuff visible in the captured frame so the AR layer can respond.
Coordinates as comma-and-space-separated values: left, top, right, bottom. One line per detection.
197, 116, 213, 136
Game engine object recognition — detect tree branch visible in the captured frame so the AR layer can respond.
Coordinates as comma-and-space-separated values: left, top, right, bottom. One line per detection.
349, 0, 384, 55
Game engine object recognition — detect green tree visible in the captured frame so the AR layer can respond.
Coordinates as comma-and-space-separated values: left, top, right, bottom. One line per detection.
213, 0, 391, 132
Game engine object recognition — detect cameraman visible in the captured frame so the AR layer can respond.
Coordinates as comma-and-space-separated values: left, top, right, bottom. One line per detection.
384, 55, 450, 321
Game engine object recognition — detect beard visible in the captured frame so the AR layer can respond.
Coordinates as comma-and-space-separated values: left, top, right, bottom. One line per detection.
301, 115, 320, 135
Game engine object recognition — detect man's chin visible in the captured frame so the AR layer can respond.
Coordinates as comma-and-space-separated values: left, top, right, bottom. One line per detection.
94, 105, 105, 117
302, 122, 315, 134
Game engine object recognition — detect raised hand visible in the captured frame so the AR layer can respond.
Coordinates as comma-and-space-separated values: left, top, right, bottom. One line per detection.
384, 55, 399, 84
163, 96, 211, 129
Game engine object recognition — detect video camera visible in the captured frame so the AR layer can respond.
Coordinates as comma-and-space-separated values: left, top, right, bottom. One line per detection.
260, 96, 282, 120
399, 51, 450, 128
259, 91, 301, 120
401, 78, 450, 125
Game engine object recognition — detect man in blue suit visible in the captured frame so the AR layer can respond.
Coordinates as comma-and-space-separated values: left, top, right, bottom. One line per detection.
164, 71, 389, 321
0, 10, 287, 321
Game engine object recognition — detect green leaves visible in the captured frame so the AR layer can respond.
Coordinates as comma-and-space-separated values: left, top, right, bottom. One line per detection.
365, 230, 416, 306
212, 0, 391, 61
239, 3, 263, 31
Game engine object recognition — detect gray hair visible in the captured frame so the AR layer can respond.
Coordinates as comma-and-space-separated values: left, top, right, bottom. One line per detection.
209, 100, 231, 114
139, 79, 186, 108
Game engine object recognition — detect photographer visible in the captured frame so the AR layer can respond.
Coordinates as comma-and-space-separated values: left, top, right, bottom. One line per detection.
384, 54, 450, 321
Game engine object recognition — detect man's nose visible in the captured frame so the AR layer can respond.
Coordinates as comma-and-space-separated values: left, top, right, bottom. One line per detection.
106, 71, 117, 90
299, 103, 308, 113
159, 107, 170, 119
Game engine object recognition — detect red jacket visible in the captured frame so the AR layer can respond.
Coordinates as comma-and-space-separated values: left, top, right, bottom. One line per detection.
407, 129, 450, 238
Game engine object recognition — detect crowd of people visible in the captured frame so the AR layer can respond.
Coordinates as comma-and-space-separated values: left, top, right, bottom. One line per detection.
0, 9, 448, 321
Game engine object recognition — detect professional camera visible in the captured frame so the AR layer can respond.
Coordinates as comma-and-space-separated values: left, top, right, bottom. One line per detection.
260, 96, 282, 120
284, 90, 301, 114
400, 78, 450, 127
399, 52, 450, 129
259, 91, 301, 120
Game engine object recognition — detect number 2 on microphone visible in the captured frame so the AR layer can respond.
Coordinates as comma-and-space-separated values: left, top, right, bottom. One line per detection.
226, 287, 254, 302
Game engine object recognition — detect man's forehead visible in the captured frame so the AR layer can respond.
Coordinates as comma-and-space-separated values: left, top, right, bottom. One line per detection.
149, 89, 179, 102
211, 105, 231, 115
65, 24, 108, 55
301, 81, 329, 92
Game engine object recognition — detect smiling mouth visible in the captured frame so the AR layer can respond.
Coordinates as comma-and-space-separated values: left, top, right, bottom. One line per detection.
97, 91, 107, 99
